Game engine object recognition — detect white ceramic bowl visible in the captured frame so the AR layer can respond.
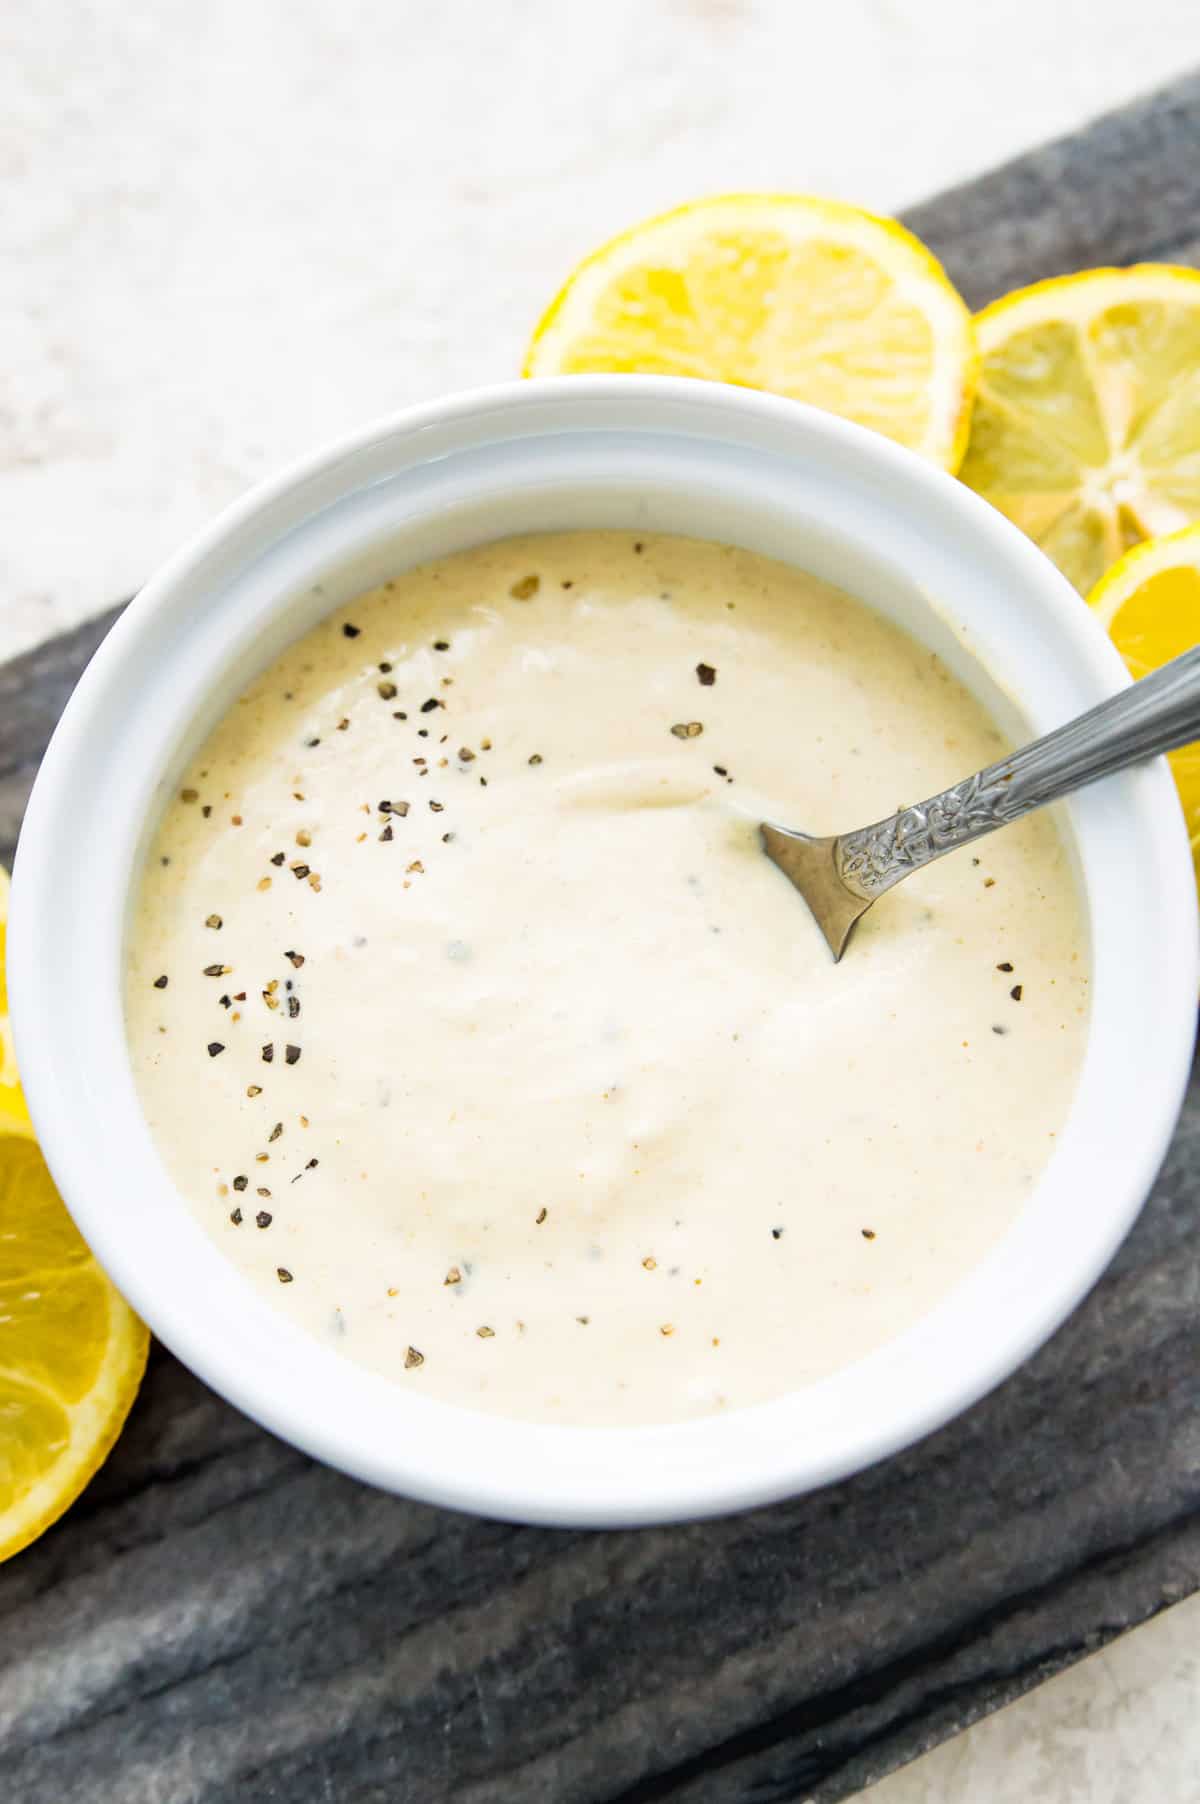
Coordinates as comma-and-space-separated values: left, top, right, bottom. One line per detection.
9, 378, 1197, 1527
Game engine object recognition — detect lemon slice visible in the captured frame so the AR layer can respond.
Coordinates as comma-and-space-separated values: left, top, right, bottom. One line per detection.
523, 194, 976, 470
961, 267, 1200, 595
0, 867, 149, 1561
0, 866, 32, 1139
1088, 525, 1200, 887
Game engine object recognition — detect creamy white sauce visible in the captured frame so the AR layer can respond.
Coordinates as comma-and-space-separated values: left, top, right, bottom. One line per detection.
126, 532, 1088, 1426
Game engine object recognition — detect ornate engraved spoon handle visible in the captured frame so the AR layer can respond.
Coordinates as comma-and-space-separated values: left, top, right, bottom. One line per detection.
836, 645, 1200, 901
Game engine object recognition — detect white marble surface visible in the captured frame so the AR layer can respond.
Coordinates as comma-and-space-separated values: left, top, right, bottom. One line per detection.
4, 1, 1200, 1796
3, 0, 1200, 660
863, 1590, 1200, 1803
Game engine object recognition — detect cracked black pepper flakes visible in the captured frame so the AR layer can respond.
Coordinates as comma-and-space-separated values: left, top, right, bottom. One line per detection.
203, 963, 227, 978
405, 1346, 424, 1369
262, 1044, 274, 1063
207, 1042, 225, 1058
378, 681, 398, 700
862, 1228, 876, 1240
285, 1044, 301, 1065
696, 662, 717, 686
342, 622, 361, 638
510, 574, 539, 599
379, 824, 394, 842
270, 851, 286, 866
420, 697, 440, 713
997, 961, 1014, 972
256, 1210, 273, 1229
287, 995, 301, 1018
206, 914, 223, 929
269, 1121, 283, 1142
229, 1208, 243, 1225
286, 950, 305, 968
1011, 984, 1024, 1001
153, 975, 168, 989
528, 754, 543, 766
433, 640, 450, 651
233, 1175, 249, 1192
429, 799, 444, 813
291, 863, 310, 880
277, 1267, 294, 1283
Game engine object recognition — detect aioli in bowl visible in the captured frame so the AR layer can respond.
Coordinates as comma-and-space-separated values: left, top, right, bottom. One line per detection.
125, 530, 1089, 1427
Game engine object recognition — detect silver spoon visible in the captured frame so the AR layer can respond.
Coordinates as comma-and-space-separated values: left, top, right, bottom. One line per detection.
761, 645, 1200, 960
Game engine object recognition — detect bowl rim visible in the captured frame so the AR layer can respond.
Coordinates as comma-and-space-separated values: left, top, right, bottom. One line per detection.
9, 374, 1198, 1527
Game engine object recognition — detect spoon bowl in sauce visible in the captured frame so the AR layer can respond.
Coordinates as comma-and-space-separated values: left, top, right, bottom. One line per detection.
764, 645, 1200, 959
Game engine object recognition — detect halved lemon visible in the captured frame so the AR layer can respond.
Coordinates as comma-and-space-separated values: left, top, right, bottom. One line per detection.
961, 267, 1200, 595
0, 866, 149, 1561
1088, 525, 1200, 886
523, 193, 977, 470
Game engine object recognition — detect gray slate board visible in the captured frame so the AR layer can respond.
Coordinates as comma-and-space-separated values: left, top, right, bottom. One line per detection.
3, 72, 1200, 1804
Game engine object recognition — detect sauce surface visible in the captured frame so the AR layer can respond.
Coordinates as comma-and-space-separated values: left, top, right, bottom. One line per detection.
126, 532, 1088, 1425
